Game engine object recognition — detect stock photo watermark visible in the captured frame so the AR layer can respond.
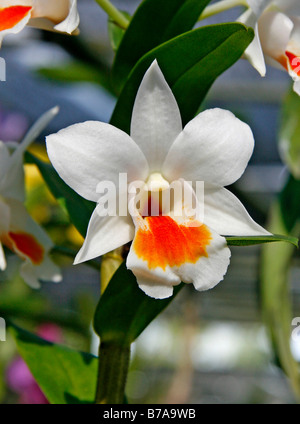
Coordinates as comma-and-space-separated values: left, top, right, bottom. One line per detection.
0, 317, 6, 342
0, 58, 6, 82
95, 173, 205, 224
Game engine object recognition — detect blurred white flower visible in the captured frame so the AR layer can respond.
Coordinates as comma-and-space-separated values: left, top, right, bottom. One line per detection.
0, 107, 62, 288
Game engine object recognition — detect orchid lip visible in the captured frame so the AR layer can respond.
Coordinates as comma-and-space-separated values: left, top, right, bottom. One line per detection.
285, 51, 300, 81
0, 5, 32, 32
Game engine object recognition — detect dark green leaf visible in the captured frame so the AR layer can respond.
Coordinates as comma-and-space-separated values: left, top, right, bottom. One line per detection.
226, 234, 298, 247
9, 323, 98, 404
25, 151, 95, 237
110, 23, 254, 133
94, 262, 183, 346
112, 0, 212, 93
279, 173, 300, 233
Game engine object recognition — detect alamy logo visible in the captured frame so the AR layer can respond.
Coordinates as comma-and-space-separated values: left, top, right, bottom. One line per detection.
0, 57, 6, 81
0, 317, 6, 341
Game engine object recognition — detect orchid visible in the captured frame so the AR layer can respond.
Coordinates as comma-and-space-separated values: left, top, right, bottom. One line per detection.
0, 0, 79, 46
238, 0, 300, 93
0, 107, 62, 288
46, 61, 269, 300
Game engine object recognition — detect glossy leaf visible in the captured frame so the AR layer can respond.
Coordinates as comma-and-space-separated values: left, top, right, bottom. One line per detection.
112, 0, 212, 93
226, 234, 298, 247
9, 323, 98, 404
111, 23, 254, 133
94, 262, 183, 346
25, 151, 95, 237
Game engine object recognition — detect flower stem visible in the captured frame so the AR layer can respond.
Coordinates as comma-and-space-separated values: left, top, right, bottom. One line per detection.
94, 0, 130, 29
95, 342, 130, 404
199, 0, 248, 20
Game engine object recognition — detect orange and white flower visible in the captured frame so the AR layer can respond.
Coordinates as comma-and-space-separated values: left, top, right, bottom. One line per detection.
0, 0, 79, 46
46, 61, 269, 299
0, 107, 62, 288
239, 0, 300, 94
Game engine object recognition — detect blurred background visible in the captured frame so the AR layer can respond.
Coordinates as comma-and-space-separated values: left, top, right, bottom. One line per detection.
0, 0, 299, 404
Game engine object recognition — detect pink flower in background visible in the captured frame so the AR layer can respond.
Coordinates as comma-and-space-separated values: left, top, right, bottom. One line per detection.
6, 323, 63, 404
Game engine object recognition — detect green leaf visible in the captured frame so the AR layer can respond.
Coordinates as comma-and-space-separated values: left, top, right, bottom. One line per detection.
112, 0, 212, 93
226, 234, 298, 247
279, 88, 300, 179
25, 151, 95, 237
9, 323, 98, 404
108, 11, 131, 52
279, 173, 300, 233
94, 262, 183, 346
110, 23, 254, 133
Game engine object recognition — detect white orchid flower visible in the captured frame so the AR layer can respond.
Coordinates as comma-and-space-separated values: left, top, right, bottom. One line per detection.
46, 61, 269, 299
0, 0, 79, 46
239, 0, 300, 94
0, 107, 62, 288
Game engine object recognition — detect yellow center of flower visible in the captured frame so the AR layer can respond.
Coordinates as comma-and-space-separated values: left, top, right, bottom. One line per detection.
0, 6, 32, 31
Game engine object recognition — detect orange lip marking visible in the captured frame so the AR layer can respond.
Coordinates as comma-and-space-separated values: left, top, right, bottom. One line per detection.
4, 231, 44, 265
133, 216, 212, 270
285, 51, 300, 76
0, 6, 32, 32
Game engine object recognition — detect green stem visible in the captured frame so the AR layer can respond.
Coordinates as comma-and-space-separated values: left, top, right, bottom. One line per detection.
199, 0, 248, 20
94, 0, 130, 29
95, 342, 130, 404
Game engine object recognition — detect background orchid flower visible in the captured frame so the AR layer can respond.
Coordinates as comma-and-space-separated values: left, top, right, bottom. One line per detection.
0, 107, 62, 288
0, 0, 79, 46
239, 0, 300, 94
46, 60, 270, 300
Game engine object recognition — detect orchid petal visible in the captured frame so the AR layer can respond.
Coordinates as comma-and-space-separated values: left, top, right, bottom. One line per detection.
126, 247, 181, 299
293, 79, 300, 94
130, 60, 182, 172
0, 107, 59, 202
178, 230, 231, 292
203, 184, 271, 236
5, 198, 53, 253
20, 256, 62, 289
288, 17, 300, 55
247, 0, 273, 16
273, 0, 300, 14
74, 205, 134, 264
54, 0, 79, 34
238, 9, 266, 76
0, 141, 10, 181
258, 11, 293, 63
0, 242, 6, 271
29, 0, 79, 34
0, 4, 32, 47
0, 199, 10, 235
46, 121, 149, 202
127, 217, 230, 299
162, 108, 254, 187
10, 106, 59, 164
